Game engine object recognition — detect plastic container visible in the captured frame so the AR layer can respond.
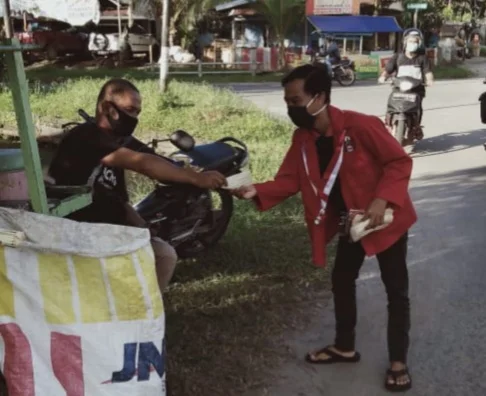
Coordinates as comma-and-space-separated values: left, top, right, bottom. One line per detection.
0, 149, 28, 201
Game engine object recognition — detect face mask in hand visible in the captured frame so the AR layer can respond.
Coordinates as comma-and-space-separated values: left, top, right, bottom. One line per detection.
107, 103, 139, 137
406, 42, 419, 53
288, 95, 327, 129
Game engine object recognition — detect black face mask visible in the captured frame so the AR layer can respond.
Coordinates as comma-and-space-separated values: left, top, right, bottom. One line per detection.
107, 103, 139, 137
288, 106, 317, 129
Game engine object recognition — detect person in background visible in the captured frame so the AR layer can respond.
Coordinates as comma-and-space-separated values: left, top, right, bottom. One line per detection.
49, 78, 226, 293
233, 64, 417, 392
320, 36, 341, 76
427, 28, 439, 48
379, 28, 434, 141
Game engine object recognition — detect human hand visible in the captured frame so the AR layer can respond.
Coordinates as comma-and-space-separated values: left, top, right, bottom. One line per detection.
231, 185, 257, 200
363, 198, 387, 229
194, 171, 227, 189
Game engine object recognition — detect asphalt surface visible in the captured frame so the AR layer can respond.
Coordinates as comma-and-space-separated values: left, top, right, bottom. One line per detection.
234, 79, 486, 396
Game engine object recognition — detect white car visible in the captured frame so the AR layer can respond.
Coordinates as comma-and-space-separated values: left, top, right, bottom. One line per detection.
88, 22, 159, 59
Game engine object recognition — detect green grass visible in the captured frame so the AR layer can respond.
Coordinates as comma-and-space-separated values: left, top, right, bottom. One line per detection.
433, 64, 474, 79
24, 65, 285, 84
0, 75, 333, 395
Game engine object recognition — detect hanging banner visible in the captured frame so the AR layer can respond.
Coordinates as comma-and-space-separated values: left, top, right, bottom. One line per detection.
0, 0, 100, 26
311, 0, 354, 15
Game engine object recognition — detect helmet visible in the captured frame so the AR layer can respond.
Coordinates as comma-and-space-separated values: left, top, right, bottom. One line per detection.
402, 28, 423, 47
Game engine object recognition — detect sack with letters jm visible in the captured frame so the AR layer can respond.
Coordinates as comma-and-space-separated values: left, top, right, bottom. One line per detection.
0, 208, 166, 396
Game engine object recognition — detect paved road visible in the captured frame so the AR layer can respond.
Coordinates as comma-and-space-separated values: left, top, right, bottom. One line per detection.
235, 79, 486, 396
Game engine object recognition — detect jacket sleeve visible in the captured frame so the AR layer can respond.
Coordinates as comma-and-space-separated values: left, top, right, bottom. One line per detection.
359, 116, 413, 208
253, 135, 301, 211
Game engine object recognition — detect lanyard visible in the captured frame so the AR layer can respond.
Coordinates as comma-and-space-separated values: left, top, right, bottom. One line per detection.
301, 132, 346, 225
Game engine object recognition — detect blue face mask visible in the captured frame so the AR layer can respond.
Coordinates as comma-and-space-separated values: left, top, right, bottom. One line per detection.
406, 42, 419, 53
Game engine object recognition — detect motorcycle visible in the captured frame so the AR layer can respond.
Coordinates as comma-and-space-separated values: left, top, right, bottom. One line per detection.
309, 50, 356, 86
383, 76, 423, 145
64, 110, 250, 259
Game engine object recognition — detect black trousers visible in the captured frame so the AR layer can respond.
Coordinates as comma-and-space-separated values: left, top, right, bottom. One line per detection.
332, 233, 410, 363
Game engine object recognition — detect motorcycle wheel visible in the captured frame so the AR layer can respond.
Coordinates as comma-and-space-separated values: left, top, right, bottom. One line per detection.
393, 119, 406, 145
336, 68, 356, 87
175, 190, 234, 259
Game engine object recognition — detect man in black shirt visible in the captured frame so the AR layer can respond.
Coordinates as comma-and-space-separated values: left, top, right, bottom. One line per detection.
379, 29, 434, 140
49, 78, 226, 292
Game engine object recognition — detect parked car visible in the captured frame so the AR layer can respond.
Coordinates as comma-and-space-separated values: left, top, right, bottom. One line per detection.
88, 21, 159, 60
14, 20, 89, 61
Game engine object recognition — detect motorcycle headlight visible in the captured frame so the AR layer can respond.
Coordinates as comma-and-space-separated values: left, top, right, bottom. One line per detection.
399, 81, 413, 92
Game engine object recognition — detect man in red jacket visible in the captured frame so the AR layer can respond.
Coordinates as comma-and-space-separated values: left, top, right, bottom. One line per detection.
233, 64, 417, 392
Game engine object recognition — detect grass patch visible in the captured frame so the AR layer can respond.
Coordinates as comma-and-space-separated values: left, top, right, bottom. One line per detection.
24, 65, 285, 85
433, 64, 474, 79
0, 75, 333, 395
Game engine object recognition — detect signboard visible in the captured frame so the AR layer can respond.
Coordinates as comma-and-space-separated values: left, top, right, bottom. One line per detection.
406, 3, 428, 10
313, 0, 353, 15
0, 0, 100, 26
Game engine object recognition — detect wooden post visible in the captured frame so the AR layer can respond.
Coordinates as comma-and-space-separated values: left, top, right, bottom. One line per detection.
1, 0, 12, 38
251, 48, 256, 76
3, 39, 49, 214
197, 59, 202, 77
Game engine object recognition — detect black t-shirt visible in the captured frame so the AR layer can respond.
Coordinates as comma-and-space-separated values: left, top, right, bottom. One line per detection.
315, 135, 346, 213
49, 122, 154, 225
385, 53, 431, 97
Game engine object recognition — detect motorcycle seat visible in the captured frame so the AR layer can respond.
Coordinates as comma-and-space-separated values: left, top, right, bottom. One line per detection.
184, 142, 239, 170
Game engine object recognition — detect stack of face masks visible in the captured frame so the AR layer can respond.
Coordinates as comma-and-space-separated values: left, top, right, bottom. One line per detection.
349, 208, 394, 242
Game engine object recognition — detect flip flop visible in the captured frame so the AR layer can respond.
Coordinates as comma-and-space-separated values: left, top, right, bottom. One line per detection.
305, 346, 361, 365
385, 368, 412, 392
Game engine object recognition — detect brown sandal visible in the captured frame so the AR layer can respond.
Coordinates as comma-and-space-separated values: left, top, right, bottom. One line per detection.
385, 368, 412, 392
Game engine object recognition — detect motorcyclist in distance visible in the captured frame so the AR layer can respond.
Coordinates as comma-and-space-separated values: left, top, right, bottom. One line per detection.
379, 29, 434, 141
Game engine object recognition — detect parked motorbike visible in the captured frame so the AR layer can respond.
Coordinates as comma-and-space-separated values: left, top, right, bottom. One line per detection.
383, 76, 423, 145
68, 110, 250, 258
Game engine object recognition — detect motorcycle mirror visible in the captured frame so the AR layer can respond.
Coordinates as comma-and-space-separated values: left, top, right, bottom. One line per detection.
78, 109, 96, 124
170, 130, 195, 152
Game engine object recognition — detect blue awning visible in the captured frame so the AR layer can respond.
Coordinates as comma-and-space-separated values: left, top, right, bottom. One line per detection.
307, 15, 402, 35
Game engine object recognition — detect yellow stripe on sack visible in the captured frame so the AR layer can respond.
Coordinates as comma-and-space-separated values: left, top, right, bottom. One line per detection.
137, 248, 164, 318
0, 247, 15, 318
105, 254, 147, 321
71, 256, 111, 323
37, 253, 75, 324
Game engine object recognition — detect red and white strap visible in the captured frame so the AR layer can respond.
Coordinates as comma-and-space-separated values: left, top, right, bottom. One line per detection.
302, 132, 346, 225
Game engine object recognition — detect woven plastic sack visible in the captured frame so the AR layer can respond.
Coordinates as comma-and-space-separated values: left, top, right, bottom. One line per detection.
0, 208, 166, 396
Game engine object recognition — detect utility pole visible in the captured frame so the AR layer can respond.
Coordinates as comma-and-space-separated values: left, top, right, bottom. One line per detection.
159, 0, 169, 92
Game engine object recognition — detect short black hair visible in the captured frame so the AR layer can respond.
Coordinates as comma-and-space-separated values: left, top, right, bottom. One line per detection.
96, 78, 139, 115
281, 64, 332, 103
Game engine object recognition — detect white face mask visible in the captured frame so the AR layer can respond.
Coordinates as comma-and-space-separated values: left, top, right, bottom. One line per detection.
406, 42, 419, 53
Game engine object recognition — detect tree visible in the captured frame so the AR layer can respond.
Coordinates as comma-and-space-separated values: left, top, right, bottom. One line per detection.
253, 0, 305, 70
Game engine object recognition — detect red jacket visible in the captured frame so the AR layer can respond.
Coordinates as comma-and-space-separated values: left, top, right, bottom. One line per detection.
254, 106, 417, 267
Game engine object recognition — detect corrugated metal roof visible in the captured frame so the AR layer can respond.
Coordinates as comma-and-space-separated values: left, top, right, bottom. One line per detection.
215, 0, 257, 12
